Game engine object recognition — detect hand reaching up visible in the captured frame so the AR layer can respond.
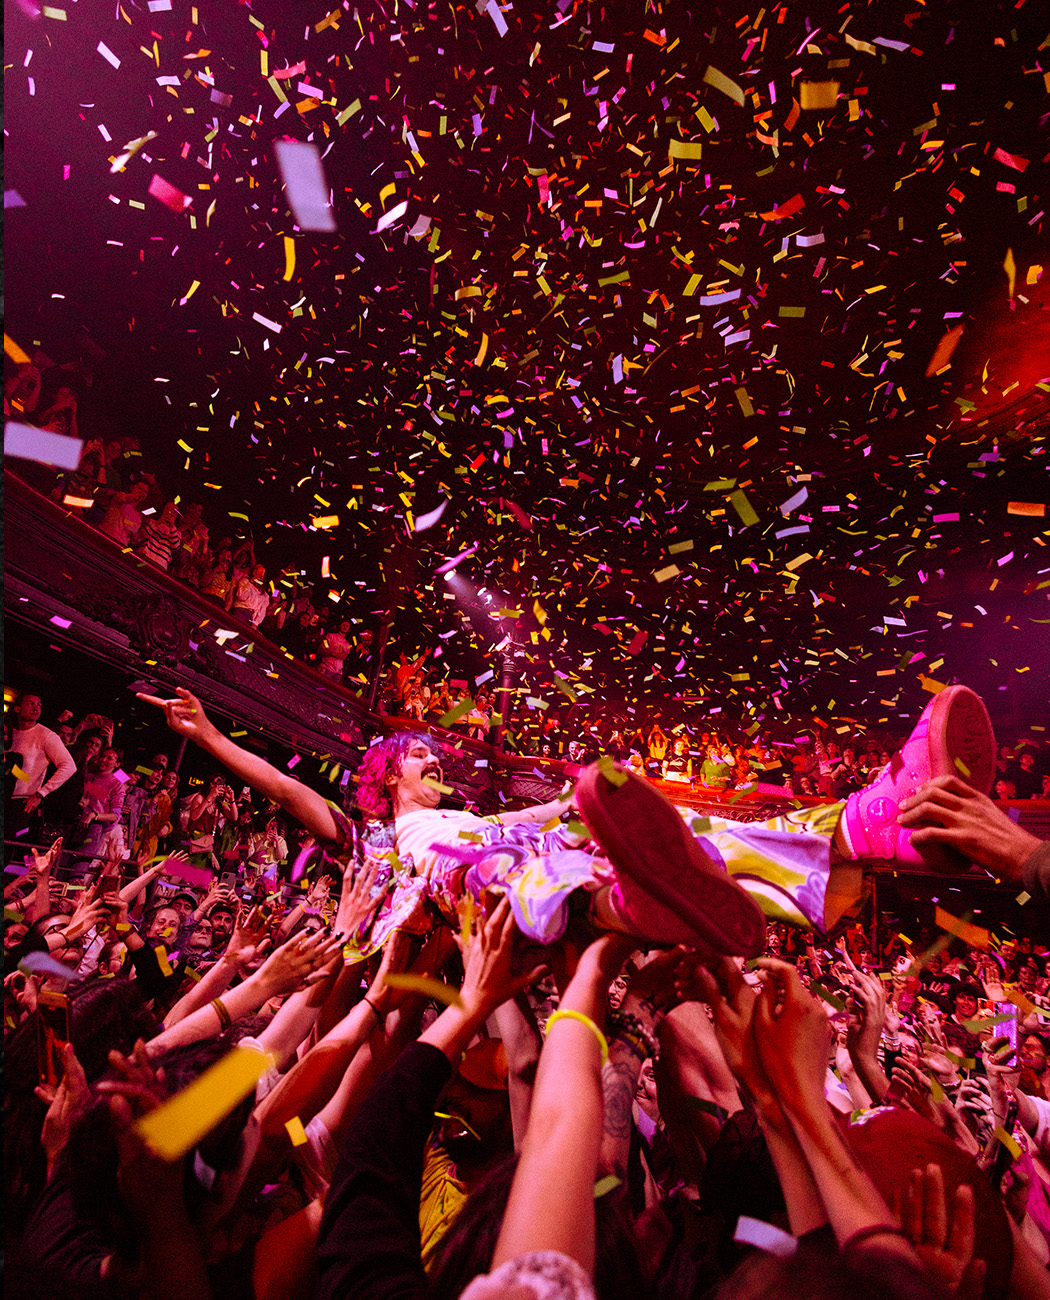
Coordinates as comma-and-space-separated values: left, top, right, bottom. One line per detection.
35, 1042, 91, 1174
27, 837, 63, 879
898, 1163, 985, 1300
224, 903, 272, 969
751, 957, 834, 1124
460, 896, 546, 1020
694, 957, 792, 1135
255, 927, 345, 998
337, 858, 385, 938
136, 686, 220, 748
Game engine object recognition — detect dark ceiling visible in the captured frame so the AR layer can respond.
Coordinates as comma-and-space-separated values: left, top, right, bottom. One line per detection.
6, 0, 1049, 733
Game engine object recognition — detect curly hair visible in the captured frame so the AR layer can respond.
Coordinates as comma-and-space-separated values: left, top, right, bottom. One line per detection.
354, 731, 438, 820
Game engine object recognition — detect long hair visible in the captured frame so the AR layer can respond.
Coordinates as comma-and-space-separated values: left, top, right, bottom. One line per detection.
353, 731, 438, 820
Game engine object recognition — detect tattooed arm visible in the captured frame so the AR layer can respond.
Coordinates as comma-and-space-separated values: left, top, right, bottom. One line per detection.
599, 1041, 644, 1180
598, 948, 690, 1181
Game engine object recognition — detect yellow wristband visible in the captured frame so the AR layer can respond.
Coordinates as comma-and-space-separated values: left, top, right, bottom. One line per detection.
546, 1009, 609, 1065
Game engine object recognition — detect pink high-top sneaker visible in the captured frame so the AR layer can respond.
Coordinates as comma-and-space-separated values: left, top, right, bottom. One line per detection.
840, 686, 995, 869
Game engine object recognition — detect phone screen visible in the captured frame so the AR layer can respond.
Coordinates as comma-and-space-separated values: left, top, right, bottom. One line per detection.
37, 991, 71, 1087
994, 1001, 1020, 1056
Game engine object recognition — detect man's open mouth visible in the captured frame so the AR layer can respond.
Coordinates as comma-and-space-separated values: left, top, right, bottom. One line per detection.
422, 764, 443, 782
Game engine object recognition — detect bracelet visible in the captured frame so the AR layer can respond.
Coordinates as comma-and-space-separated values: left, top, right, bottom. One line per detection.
546, 1009, 609, 1065
211, 997, 233, 1032
362, 996, 381, 1021
841, 1224, 909, 1252
608, 1009, 660, 1061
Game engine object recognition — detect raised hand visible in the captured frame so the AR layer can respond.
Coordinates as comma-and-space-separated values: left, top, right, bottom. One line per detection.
96, 1038, 169, 1112
844, 967, 888, 1059
136, 686, 219, 747
35, 1041, 91, 1173
306, 874, 331, 909
460, 895, 546, 1019
224, 903, 271, 969
64, 883, 109, 942
157, 849, 192, 876
751, 957, 834, 1122
28, 837, 63, 878
337, 858, 386, 938
885, 1055, 940, 1123
694, 957, 791, 1133
368, 911, 426, 1017
898, 1164, 985, 1300
255, 927, 345, 997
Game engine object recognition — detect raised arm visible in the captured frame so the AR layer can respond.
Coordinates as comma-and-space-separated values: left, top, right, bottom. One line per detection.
496, 791, 575, 827
491, 932, 632, 1275
138, 687, 340, 843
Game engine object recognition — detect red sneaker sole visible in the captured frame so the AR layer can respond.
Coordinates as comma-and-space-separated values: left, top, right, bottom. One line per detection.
930, 687, 995, 795
576, 763, 767, 956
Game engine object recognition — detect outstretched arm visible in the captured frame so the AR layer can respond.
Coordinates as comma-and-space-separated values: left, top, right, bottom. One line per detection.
138, 687, 340, 843
492, 932, 633, 1275
496, 791, 575, 827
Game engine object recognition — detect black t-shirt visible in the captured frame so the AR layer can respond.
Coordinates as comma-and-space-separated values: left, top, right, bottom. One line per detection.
916, 969, 959, 1014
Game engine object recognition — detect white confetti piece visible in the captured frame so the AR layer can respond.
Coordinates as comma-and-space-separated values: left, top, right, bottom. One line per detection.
5, 422, 83, 470
414, 500, 449, 531
374, 199, 408, 233
733, 1216, 797, 1257
273, 139, 337, 233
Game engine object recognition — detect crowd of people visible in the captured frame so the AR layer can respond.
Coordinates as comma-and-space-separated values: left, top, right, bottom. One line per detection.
4, 673, 1050, 1300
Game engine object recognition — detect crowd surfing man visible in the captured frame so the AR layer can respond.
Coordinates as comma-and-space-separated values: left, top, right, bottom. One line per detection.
141, 683, 1020, 959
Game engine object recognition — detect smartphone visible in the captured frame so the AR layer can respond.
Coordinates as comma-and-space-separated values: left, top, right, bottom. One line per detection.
220, 871, 238, 891
100, 877, 119, 900
995, 1001, 1020, 1058
989, 1100, 1020, 1192
37, 991, 71, 1087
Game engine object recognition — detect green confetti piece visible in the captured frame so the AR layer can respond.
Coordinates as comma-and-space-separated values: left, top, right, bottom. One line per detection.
438, 697, 474, 728
595, 755, 628, 786
594, 1175, 622, 1198
811, 982, 846, 1012
960, 1011, 1016, 1033
553, 678, 578, 703
729, 490, 760, 527
383, 974, 463, 1007
703, 64, 746, 106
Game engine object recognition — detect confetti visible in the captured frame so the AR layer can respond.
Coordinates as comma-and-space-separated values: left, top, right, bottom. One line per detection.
734, 1217, 798, 1258
382, 974, 463, 1007
273, 140, 337, 233
135, 1046, 275, 1161
4, 422, 83, 470
147, 174, 192, 213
